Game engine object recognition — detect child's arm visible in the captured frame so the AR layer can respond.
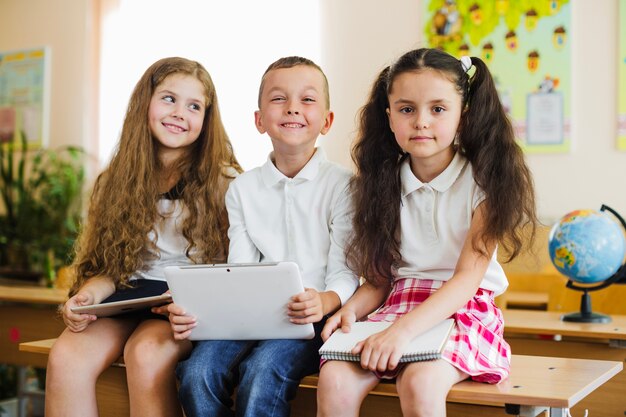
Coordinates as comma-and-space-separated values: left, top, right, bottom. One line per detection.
353, 203, 494, 372
321, 180, 361, 308
60, 275, 116, 332
224, 180, 262, 263
288, 178, 360, 325
321, 281, 390, 340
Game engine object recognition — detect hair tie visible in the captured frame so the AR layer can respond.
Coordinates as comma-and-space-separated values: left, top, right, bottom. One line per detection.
460, 56, 472, 73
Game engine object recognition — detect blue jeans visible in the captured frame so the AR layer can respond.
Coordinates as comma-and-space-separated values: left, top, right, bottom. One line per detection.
176, 321, 324, 417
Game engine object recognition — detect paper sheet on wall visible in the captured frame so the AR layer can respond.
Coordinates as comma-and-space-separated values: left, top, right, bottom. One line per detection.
526, 92, 563, 145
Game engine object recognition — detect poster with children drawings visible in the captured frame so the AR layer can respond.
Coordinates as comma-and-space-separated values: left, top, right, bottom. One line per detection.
619, 1, 626, 151
0, 47, 49, 147
423, 0, 571, 154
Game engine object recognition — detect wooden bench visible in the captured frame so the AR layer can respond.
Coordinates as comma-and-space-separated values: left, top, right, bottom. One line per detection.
20, 338, 622, 417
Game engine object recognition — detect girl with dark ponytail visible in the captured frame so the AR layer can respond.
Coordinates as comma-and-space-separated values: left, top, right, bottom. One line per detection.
317, 48, 537, 417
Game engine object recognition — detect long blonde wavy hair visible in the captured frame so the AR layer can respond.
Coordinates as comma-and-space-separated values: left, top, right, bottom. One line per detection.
70, 57, 242, 296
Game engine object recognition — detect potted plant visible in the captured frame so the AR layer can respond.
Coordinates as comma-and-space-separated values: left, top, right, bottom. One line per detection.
0, 364, 17, 417
0, 131, 85, 286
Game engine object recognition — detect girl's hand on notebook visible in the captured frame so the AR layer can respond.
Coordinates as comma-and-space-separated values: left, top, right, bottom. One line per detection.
321, 309, 356, 341
353, 325, 411, 372
62, 292, 98, 332
288, 288, 324, 324
166, 302, 197, 340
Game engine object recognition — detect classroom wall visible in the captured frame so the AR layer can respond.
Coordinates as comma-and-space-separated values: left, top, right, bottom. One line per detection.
1, 0, 624, 223
318, 0, 626, 223
0, 0, 98, 158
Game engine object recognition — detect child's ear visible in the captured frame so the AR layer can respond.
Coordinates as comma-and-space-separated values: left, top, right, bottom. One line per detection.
254, 110, 266, 134
386, 108, 395, 133
319, 111, 334, 135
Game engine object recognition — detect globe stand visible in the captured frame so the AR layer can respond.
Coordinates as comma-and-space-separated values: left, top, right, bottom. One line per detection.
559, 204, 626, 324
560, 254, 626, 324
561, 286, 611, 323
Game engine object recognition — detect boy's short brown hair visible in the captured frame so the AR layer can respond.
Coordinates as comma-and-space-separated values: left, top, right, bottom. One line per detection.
257, 56, 330, 110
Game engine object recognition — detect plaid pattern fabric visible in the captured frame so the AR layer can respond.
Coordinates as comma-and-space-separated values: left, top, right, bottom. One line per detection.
367, 277, 510, 383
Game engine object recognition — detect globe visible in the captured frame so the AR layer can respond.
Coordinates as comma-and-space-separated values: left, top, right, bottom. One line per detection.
549, 209, 625, 284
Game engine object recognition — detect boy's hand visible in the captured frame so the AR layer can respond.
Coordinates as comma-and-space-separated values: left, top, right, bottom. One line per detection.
150, 290, 172, 316
151, 303, 170, 317
320, 308, 356, 341
288, 288, 324, 324
352, 324, 410, 373
61, 291, 98, 333
166, 302, 197, 340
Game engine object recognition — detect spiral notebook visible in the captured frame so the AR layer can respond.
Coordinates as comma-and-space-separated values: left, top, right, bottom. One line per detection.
319, 318, 455, 363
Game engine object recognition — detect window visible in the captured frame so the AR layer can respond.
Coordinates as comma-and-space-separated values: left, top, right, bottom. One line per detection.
98, 0, 321, 170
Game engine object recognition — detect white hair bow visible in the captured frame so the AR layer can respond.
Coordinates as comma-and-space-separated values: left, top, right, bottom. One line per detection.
460, 56, 472, 73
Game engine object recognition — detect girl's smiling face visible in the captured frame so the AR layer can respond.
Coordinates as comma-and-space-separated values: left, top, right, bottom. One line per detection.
149, 73, 206, 164
387, 69, 463, 180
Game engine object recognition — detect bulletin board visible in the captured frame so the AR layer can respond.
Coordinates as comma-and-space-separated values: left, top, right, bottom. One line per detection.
423, 0, 571, 154
0, 47, 49, 147
619, 1, 626, 151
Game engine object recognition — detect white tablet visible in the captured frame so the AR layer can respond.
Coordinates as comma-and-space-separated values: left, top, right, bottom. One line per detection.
164, 262, 315, 340
70, 293, 172, 317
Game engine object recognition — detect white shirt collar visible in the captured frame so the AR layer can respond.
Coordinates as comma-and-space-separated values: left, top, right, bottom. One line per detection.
260, 147, 327, 187
401, 151, 468, 196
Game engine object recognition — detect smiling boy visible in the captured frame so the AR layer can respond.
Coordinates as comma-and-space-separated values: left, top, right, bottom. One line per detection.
171, 56, 359, 417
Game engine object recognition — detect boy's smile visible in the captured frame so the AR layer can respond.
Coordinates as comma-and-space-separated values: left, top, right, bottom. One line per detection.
255, 65, 333, 157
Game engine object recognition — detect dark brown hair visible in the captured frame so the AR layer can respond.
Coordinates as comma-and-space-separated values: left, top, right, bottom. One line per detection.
347, 48, 537, 285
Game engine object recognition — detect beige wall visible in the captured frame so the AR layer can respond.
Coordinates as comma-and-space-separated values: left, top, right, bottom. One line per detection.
0, 0, 98, 156
319, 0, 423, 170
319, 0, 626, 223
1, 0, 625, 223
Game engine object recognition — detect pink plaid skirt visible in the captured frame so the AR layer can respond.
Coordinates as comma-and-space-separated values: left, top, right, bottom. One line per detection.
366, 277, 510, 383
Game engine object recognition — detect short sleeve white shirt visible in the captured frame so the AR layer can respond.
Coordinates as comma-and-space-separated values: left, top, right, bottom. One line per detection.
225, 147, 359, 304
396, 152, 508, 295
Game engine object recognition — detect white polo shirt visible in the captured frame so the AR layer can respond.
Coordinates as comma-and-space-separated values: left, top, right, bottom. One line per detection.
396, 152, 508, 296
225, 147, 359, 305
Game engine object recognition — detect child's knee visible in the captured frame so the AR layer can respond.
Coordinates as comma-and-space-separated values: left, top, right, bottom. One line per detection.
47, 341, 72, 376
47, 338, 98, 385
318, 365, 355, 403
124, 336, 161, 369
48, 337, 84, 373
177, 355, 219, 390
397, 366, 450, 408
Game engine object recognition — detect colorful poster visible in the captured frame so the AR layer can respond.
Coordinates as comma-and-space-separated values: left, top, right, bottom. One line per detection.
617, 1, 626, 151
0, 48, 49, 147
423, 0, 571, 154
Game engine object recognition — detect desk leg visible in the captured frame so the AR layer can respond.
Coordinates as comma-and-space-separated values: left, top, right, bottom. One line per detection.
17, 366, 27, 417
549, 408, 567, 417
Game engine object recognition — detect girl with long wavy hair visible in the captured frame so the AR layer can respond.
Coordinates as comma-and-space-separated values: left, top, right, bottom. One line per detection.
317, 48, 537, 417
46, 57, 241, 417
